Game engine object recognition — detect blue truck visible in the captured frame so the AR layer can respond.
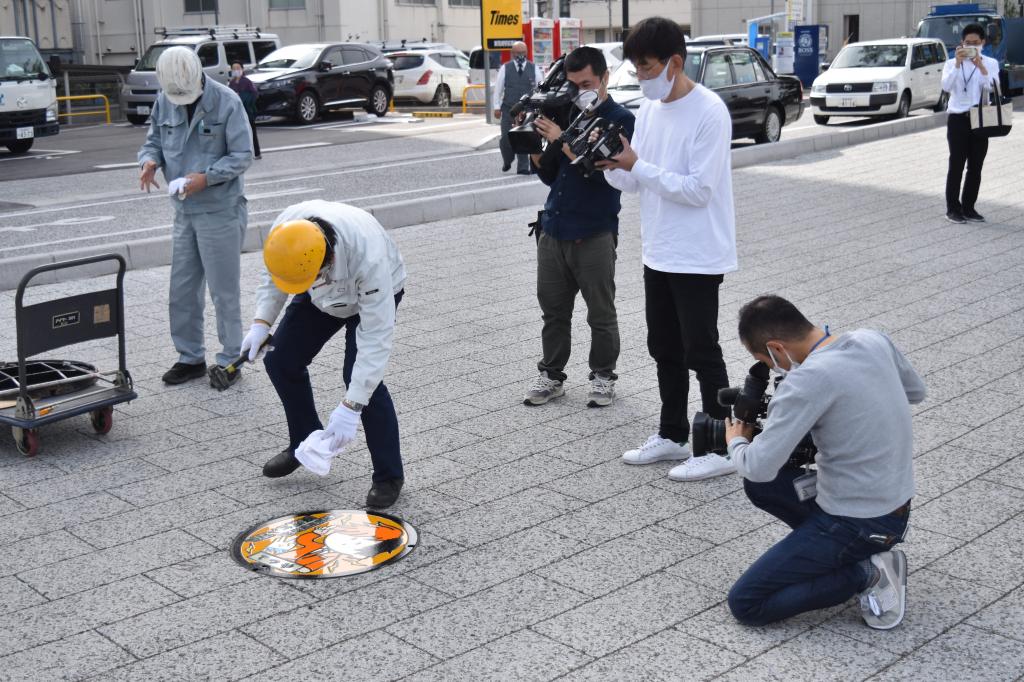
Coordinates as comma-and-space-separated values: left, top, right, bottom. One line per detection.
916, 3, 1024, 94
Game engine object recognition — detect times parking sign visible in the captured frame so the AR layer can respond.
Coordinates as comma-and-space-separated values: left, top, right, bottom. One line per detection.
482, 0, 523, 50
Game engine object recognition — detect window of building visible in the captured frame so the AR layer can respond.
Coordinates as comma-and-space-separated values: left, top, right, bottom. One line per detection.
224, 41, 251, 66
449, 0, 479, 6
253, 41, 277, 61
399, 0, 436, 5
269, 0, 305, 8
184, 0, 218, 13
842, 15, 860, 44
196, 42, 219, 66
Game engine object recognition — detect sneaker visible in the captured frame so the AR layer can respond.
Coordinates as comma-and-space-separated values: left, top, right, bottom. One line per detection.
668, 452, 737, 481
262, 448, 300, 478
587, 375, 615, 407
523, 371, 565, 406
366, 478, 404, 509
859, 549, 908, 630
622, 434, 691, 465
161, 361, 207, 385
945, 211, 966, 224
963, 209, 985, 222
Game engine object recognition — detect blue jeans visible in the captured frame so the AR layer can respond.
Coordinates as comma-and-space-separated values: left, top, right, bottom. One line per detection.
728, 466, 909, 626
264, 291, 404, 482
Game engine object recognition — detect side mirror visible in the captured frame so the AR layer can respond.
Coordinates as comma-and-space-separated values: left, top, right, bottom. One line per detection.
319, 61, 333, 72
820, 62, 830, 71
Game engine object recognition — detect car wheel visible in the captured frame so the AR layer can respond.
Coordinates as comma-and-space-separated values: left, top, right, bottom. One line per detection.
813, 114, 830, 125
6, 139, 33, 154
295, 92, 319, 124
366, 84, 390, 117
895, 92, 910, 119
754, 106, 783, 144
432, 84, 451, 107
127, 114, 149, 125
932, 91, 949, 113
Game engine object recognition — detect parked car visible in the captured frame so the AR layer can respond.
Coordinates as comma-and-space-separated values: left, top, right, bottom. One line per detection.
585, 42, 624, 69
374, 40, 462, 55
250, 42, 394, 123
691, 33, 751, 46
123, 25, 280, 125
809, 38, 948, 124
391, 50, 470, 106
607, 46, 804, 144
468, 45, 505, 86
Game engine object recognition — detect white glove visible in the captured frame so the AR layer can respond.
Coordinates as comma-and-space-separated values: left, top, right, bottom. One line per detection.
240, 322, 271, 362
167, 176, 190, 199
323, 403, 361, 452
295, 430, 335, 476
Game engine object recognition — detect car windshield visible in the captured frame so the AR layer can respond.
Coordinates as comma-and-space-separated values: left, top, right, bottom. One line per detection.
391, 55, 424, 70
258, 45, 321, 70
135, 44, 180, 72
831, 45, 908, 68
917, 14, 991, 50
607, 54, 703, 90
0, 38, 50, 81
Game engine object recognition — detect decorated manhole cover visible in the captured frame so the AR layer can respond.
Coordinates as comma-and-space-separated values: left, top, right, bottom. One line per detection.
231, 510, 417, 579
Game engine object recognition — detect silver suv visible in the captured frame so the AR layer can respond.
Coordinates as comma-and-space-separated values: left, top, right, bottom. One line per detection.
122, 25, 279, 125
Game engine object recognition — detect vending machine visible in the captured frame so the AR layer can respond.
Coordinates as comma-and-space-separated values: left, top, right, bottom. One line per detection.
523, 17, 556, 73
555, 17, 583, 58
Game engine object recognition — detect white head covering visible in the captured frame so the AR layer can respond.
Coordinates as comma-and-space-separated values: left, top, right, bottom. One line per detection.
156, 46, 204, 105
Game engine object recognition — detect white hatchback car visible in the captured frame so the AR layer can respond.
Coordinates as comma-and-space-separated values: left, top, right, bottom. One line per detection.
390, 50, 470, 106
809, 38, 949, 124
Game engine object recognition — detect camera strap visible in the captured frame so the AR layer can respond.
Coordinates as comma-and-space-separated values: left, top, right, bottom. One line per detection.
527, 210, 544, 244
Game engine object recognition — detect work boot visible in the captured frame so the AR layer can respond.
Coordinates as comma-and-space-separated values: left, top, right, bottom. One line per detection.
366, 478, 404, 509
208, 365, 241, 389
263, 448, 300, 478
162, 361, 207, 385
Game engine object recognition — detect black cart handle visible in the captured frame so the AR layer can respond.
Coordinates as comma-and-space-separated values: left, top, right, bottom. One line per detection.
16, 254, 127, 306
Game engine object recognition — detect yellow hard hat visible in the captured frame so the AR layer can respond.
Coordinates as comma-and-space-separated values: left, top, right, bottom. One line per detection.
263, 219, 327, 294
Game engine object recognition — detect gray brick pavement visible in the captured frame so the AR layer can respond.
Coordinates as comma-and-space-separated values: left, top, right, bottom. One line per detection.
1, 120, 1024, 679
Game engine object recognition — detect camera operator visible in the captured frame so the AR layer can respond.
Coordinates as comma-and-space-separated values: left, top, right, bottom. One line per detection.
522, 46, 635, 407
724, 295, 925, 630
599, 17, 737, 481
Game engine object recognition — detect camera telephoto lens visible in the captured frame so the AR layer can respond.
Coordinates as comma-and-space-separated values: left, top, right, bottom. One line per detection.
691, 412, 727, 456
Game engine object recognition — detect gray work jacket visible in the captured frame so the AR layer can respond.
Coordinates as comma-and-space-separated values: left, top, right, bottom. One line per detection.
138, 77, 252, 215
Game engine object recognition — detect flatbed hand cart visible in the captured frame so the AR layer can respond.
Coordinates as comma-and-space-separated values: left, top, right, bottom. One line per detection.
0, 255, 137, 456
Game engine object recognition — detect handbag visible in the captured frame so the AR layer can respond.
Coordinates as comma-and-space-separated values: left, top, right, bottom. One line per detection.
969, 80, 1013, 138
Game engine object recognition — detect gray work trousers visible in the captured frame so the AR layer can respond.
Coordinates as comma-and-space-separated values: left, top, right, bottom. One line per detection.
169, 200, 247, 367
499, 105, 531, 173
536, 230, 619, 382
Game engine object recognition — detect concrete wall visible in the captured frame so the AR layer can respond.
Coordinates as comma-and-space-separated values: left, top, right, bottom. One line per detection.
1, 0, 76, 55
567, 0, 692, 43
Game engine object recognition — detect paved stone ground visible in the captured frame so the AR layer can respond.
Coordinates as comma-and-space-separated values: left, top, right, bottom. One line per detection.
1, 120, 1023, 681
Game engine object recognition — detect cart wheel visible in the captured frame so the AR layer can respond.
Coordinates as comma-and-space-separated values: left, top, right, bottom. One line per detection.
90, 406, 114, 434
12, 427, 39, 457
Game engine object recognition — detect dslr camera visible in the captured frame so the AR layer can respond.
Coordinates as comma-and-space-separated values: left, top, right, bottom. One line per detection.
568, 117, 626, 177
507, 56, 580, 154
691, 362, 817, 467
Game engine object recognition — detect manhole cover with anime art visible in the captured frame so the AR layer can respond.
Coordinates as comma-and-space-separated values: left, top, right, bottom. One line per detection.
230, 510, 417, 579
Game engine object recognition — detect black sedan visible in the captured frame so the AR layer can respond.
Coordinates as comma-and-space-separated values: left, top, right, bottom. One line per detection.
608, 46, 804, 144
250, 43, 394, 123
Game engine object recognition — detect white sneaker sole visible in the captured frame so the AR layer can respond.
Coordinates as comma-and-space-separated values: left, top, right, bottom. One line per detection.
667, 462, 737, 481
523, 385, 565, 406
864, 550, 908, 630
587, 394, 613, 408
622, 451, 690, 466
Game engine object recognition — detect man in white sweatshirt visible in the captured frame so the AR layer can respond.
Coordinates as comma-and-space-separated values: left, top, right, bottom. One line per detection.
601, 17, 738, 482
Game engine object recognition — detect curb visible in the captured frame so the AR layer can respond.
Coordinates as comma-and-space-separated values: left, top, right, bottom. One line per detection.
0, 112, 947, 291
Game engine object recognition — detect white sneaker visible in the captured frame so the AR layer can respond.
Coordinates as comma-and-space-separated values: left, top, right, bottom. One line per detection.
667, 452, 736, 481
622, 434, 691, 465
859, 550, 907, 630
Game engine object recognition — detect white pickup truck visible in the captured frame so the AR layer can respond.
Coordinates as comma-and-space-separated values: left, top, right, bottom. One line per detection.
0, 36, 59, 154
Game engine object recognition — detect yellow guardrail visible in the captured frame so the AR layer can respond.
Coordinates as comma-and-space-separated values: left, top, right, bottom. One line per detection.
56, 94, 111, 124
462, 84, 487, 113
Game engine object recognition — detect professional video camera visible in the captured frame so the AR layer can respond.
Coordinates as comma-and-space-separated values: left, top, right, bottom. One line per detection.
507, 56, 580, 154
568, 117, 625, 177
691, 361, 817, 467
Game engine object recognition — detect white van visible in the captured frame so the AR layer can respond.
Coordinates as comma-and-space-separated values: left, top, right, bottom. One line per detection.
0, 36, 58, 154
123, 25, 280, 125
809, 38, 948, 124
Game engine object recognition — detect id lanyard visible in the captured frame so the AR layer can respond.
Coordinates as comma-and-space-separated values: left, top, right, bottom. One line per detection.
808, 325, 831, 354
962, 64, 977, 93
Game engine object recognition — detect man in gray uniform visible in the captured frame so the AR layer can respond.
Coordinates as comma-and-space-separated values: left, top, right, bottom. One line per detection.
492, 41, 543, 174
138, 46, 253, 387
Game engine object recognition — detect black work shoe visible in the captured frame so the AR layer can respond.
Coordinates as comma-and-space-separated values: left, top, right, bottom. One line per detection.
208, 365, 241, 389
963, 210, 986, 222
162, 361, 207, 385
501, 161, 511, 172
366, 478, 404, 509
945, 211, 967, 224
263, 448, 300, 478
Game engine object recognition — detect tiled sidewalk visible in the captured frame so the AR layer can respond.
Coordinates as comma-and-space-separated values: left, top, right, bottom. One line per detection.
1, 121, 1023, 680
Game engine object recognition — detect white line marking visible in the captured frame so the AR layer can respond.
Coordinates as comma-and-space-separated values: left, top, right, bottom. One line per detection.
94, 161, 141, 169
0, 215, 114, 232
0, 149, 79, 162
247, 188, 322, 201
259, 142, 332, 153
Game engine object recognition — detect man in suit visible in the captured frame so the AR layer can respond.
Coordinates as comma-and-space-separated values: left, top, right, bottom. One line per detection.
492, 41, 544, 174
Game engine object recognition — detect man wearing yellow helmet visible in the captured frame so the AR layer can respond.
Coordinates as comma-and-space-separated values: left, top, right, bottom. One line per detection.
243, 200, 408, 508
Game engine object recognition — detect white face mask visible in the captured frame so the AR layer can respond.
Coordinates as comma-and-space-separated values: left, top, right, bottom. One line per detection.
231, 69, 243, 78
640, 60, 675, 101
766, 346, 799, 377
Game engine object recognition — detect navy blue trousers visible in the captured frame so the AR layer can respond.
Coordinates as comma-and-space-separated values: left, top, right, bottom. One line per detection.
264, 291, 404, 482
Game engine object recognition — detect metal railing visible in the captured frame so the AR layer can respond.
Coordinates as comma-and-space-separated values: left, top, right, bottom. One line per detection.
462, 84, 487, 113
56, 94, 112, 124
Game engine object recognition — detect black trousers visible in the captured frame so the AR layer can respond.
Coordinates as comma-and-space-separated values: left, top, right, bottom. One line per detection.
644, 267, 730, 444
946, 112, 988, 214
247, 111, 261, 158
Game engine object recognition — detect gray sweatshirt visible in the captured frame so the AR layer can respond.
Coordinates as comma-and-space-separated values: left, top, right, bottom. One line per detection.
728, 329, 926, 518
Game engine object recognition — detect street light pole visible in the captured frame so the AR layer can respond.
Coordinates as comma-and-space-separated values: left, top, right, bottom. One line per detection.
621, 0, 629, 40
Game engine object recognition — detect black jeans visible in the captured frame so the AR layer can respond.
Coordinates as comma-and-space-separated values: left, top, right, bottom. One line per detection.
247, 111, 261, 157
536, 231, 619, 382
946, 111, 988, 214
264, 291, 404, 482
643, 267, 729, 443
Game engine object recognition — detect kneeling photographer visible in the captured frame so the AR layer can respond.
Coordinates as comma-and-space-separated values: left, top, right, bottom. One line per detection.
520, 46, 635, 408
719, 295, 925, 630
